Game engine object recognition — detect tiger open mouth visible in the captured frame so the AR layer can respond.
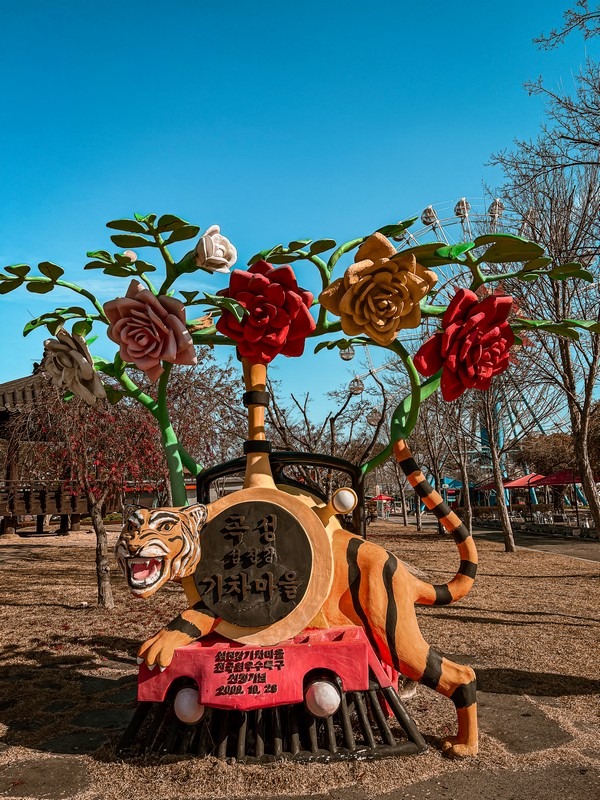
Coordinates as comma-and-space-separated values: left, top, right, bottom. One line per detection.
127, 557, 165, 591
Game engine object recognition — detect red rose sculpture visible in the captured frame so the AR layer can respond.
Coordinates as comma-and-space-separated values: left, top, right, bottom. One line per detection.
414, 288, 515, 401
216, 261, 316, 363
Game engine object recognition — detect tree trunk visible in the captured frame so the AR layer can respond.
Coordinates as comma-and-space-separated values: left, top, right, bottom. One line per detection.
89, 493, 114, 609
485, 403, 516, 552
458, 454, 473, 535
432, 466, 444, 535
415, 500, 422, 532
573, 432, 600, 530
399, 481, 408, 527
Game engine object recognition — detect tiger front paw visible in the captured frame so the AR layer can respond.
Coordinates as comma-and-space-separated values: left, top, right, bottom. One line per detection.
136, 628, 194, 671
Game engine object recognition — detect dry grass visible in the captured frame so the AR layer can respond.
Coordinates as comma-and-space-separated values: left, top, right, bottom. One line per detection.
0, 521, 599, 799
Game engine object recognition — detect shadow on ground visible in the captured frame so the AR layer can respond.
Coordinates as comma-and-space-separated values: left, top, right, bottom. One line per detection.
0, 635, 140, 759
476, 666, 600, 696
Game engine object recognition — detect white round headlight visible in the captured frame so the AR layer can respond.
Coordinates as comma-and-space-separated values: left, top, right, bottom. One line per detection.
305, 680, 341, 718
332, 488, 358, 514
174, 687, 205, 724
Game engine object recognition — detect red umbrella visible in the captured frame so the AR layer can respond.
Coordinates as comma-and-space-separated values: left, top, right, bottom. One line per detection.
504, 473, 545, 488
372, 494, 394, 501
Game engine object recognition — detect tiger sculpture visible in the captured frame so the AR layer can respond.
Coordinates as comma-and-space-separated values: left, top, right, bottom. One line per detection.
116, 440, 478, 757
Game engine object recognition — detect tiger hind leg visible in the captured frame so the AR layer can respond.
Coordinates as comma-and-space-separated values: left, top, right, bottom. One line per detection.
333, 531, 478, 757
419, 646, 478, 757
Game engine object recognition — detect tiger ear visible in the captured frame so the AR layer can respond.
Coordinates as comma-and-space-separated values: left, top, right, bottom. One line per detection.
122, 504, 147, 525
181, 502, 208, 532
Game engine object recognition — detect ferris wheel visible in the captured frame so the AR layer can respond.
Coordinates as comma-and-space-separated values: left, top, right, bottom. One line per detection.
340, 197, 569, 447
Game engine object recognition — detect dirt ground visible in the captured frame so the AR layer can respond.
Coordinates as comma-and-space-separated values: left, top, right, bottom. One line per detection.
0, 521, 598, 800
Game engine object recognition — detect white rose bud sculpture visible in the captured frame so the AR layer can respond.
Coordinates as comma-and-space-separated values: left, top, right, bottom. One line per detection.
194, 225, 237, 273
43, 329, 107, 406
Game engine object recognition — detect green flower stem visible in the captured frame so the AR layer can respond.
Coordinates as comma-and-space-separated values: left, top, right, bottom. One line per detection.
314, 319, 342, 336
111, 355, 193, 499
190, 329, 236, 346
361, 343, 441, 476
177, 444, 202, 476
361, 442, 393, 475
24, 277, 107, 319
388, 340, 422, 439
152, 231, 176, 294
317, 304, 329, 332
308, 254, 330, 287
420, 303, 446, 317
113, 355, 158, 413
481, 269, 525, 283
138, 272, 159, 294
315, 235, 367, 333
328, 237, 367, 271
156, 363, 187, 506
465, 251, 486, 291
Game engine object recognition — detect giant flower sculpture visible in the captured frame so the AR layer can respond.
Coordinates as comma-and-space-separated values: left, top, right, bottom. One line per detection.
215, 261, 316, 363
319, 233, 437, 346
1, 208, 594, 507
104, 280, 197, 382
414, 288, 515, 401
43, 328, 107, 405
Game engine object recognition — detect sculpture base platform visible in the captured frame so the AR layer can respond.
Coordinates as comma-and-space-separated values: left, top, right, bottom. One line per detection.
117, 627, 427, 762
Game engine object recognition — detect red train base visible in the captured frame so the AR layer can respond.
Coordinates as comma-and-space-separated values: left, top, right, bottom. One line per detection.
118, 626, 427, 762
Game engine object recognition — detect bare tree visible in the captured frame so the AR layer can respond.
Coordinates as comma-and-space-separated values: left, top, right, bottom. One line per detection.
492, 4, 599, 179
8, 381, 167, 608
534, 2, 600, 50
267, 380, 384, 461
492, 168, 600, 528
133, 351, 246, 482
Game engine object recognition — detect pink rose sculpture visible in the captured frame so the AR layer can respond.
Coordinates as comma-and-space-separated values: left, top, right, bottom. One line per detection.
104, 280, 197, 382
414, 288, 514, 401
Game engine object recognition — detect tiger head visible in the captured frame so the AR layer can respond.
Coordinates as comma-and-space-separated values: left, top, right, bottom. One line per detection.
115, 503, 208, 598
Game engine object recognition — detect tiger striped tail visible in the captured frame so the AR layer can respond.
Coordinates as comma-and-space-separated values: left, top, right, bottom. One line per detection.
393, 440, 478, 606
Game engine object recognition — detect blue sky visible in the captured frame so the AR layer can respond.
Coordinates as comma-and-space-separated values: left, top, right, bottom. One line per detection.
0, 1, 595, 415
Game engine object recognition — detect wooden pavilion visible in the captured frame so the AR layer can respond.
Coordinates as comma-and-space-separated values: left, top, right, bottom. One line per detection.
0, 371, 87, 536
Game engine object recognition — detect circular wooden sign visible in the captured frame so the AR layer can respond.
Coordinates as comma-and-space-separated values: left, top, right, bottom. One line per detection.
193, 499, 312, 627
186, 487, 334, 646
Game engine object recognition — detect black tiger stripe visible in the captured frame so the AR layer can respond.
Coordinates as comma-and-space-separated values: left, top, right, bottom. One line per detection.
192, 600, 218, 618
347, 538, 380, 654
450, 679, 477, 708
458, 560, 478, 579
433, 584, 453, 605
420, 647, 443, 690
165, 616, 203, 638
382, 553, 401, 671
149, 511, 180, 523
451, 525, 471, 543
167, 534, 183, 542
430, 501, 452, 520
398, 457, 419, 476
412, 480, 431, 499
242, 390, 270, 407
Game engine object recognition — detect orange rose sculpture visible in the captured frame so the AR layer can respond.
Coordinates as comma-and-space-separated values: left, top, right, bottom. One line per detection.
318, 233, 437, 346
